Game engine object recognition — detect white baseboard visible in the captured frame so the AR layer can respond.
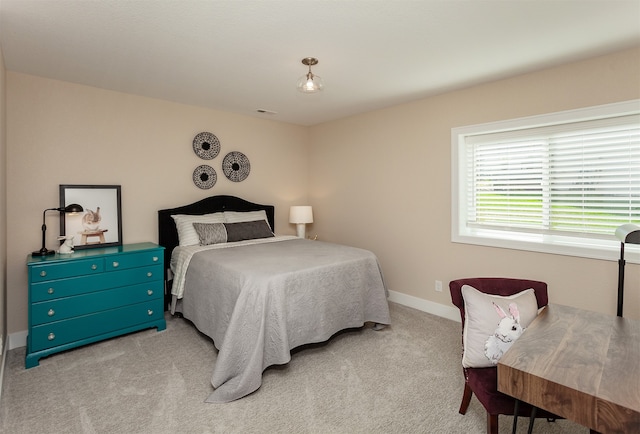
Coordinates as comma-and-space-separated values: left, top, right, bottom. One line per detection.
9, 330, 27, 350
388, 289, 460, 322
0, 336, 8, 404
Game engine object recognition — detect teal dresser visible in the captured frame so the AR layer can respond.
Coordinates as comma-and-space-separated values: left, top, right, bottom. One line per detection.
26, 242, 166, 368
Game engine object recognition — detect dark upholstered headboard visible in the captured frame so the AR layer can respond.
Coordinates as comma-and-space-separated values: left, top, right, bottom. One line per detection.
158, 195, 275, 308
158, 195, 275, 264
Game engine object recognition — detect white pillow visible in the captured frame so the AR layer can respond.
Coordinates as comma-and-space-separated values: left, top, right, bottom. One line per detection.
171, 213, 225, 246
461, 285, 539, 368
223, 210, 270, 227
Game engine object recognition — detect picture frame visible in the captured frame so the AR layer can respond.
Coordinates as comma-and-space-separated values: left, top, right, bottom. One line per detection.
59, 184, 122, 250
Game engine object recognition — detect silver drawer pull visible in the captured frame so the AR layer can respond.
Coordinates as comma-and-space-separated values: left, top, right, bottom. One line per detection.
48, 333, 55, 341
91, 264, 98, 270
47, 288, 54, 294
40, 271, 47, 277
147, 309, 153, 316
147, 289, 153, 296
147, 272, 153, 277
152, 256, 159, 262
48, 309, 55, 317
112, 261, 119, 268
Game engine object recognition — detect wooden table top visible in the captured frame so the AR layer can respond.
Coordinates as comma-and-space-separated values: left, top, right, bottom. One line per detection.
497, 304, 640, 434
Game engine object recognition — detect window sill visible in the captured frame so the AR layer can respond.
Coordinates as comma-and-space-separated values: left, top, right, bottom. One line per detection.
453, 229, 640, 264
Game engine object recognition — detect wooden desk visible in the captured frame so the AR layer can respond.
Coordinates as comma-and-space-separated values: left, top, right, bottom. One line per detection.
498, 304, 640, 434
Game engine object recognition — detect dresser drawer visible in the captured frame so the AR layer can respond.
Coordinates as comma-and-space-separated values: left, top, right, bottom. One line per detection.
31, 281, 163, 326
30, 264, 164, 302
30, 258, 105, 283
29, 300, 164, 352
105, 250, 162, 272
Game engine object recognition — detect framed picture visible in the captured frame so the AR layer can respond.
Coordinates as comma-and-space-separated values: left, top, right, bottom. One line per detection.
59, 184, 122, 250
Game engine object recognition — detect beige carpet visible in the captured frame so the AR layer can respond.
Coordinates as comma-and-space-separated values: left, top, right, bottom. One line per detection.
0, 302, 587, 433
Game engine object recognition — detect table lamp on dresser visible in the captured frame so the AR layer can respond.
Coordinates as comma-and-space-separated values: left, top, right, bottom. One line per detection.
32, 204, 84, 256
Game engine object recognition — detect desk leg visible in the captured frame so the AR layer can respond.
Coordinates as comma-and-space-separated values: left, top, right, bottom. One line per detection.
528, 406, 537, 434
512, 399, 520, 434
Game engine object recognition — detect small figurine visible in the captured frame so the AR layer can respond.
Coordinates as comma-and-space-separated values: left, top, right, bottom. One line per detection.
57, 235, 75, 254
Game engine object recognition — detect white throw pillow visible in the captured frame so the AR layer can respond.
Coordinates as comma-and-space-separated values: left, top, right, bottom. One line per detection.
461, 285, 539, 368
171, 213, 225, 246
223, 210, 270, 227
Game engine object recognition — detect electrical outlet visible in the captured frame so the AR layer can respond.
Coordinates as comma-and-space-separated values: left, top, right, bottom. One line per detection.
435, 280, 443, 292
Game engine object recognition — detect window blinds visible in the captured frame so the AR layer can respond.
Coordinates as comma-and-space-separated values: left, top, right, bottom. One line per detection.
465, 114, 640, 238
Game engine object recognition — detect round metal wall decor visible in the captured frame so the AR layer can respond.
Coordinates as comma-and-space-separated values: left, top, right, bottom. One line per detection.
192, 132, 220, 160
222, 151, 251, 182
192, 165, 217, 189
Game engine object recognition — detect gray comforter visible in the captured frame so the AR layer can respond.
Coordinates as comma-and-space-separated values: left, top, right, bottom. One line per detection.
179, 238, 391, 403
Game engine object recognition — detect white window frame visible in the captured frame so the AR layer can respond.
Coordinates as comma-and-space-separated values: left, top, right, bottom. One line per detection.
452, 100, 640, 264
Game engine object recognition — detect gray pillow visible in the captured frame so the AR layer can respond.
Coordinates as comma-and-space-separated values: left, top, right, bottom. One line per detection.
193, 220, 274, 246
224, 220, 274, 242
192, 222, 228, 245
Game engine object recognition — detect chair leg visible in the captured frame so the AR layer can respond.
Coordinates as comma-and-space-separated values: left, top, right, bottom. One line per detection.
459, 383, 473, 415
487, 413, 498, 434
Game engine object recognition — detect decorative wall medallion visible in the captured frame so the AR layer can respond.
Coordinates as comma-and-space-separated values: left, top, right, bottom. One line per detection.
222, 151, 251, 182
192, 132, 221, 160
192, 165, 217, 189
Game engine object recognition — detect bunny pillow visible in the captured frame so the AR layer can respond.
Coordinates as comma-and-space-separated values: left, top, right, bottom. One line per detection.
460, 285, 539, 368
483, 302, 524, 364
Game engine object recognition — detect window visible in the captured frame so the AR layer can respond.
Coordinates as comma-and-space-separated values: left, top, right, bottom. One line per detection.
452, 100, 640, 262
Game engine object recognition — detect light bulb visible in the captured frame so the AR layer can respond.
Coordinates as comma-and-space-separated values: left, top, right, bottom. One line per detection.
304, 77, 316, 91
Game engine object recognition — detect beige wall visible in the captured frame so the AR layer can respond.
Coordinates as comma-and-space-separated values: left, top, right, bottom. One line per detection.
6, 74, 309, 333
309, 47, 640, 320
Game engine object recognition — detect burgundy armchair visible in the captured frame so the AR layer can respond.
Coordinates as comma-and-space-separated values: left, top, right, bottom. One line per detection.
449, 277, 555, 434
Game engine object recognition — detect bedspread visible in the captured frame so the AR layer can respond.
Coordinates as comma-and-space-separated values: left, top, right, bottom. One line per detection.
177, 238, 391, 402
170, 235, 298, 300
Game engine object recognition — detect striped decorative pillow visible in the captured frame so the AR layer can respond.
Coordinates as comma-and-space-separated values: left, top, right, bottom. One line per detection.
171, 213, 225, 246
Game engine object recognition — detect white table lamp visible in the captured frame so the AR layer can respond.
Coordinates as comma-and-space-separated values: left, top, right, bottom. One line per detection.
289, 206, 313, 238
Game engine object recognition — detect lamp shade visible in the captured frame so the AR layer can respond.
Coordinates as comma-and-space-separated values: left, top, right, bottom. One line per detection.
615, 223, 640, 244
296, 73, 324, 93
289, 206, 313, 224
65, 203, 84, 213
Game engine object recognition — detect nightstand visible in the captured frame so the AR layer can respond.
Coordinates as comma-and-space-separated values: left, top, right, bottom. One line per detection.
26, 242, 166, 368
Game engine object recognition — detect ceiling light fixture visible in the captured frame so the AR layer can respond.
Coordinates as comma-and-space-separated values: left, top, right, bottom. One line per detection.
296, 57, 324, 93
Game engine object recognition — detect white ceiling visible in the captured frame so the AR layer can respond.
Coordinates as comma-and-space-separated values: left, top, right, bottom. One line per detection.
1, 1, 639, 126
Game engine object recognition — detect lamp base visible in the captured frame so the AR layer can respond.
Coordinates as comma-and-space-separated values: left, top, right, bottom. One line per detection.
296, 223, 306, 239
32, 248, 55, 257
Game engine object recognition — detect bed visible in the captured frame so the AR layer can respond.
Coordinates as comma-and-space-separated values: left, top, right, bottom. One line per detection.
158, 195, 391, 402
